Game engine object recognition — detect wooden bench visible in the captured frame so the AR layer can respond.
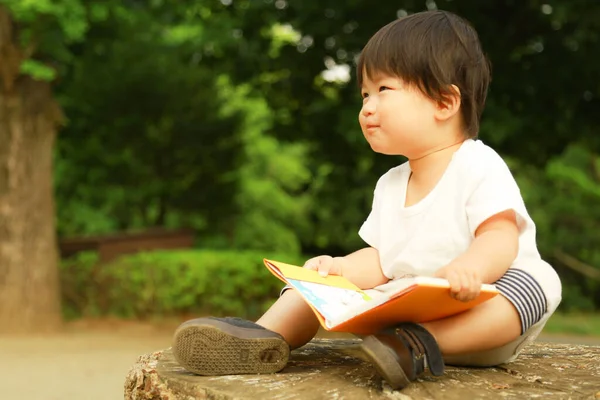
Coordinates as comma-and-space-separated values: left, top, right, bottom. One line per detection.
59, 228, 195, 262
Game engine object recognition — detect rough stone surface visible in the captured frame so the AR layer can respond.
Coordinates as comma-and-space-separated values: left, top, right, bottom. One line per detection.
125, 339, 600, 399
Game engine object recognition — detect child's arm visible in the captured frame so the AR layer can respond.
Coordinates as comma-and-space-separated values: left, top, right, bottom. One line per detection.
303, 247, 389, 289
435, 209, 520, 301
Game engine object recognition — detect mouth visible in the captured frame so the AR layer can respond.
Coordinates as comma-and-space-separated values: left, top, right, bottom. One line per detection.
365, 124, 380, 132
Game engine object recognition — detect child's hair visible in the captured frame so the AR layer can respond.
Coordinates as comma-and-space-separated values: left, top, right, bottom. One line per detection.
357, 10, 491, 138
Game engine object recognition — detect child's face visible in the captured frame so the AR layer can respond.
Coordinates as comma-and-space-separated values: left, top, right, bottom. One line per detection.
359, 71, 439, 157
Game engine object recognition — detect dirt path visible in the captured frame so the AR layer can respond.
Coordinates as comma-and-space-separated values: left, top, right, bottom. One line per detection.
1, 319, 598, 400
0, 319, 177, 400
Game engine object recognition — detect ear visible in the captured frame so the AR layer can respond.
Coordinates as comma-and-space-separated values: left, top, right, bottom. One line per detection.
434, 85, 461, 122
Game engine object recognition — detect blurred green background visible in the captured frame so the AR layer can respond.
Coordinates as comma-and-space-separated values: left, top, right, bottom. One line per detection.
1, 0, 599, 335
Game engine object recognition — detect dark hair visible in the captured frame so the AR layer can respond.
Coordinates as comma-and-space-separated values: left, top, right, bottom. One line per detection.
357, 10, 491, 138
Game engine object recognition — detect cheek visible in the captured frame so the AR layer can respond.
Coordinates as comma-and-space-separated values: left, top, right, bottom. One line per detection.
414, 97, 437, 117
358, 112, 366, 127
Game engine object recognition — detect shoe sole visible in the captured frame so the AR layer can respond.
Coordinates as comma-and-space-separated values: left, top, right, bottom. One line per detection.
172, 319, 289, 375
360, 336, 411, 389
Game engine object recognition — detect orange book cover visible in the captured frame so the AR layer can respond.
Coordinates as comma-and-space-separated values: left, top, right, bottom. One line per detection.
264, 259, 499, 335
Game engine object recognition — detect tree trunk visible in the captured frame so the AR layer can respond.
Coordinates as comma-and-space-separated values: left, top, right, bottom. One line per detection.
0, 6, 63, 332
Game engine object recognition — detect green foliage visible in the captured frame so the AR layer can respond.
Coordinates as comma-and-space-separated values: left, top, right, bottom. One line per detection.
19, 59, 55, 81
5, 0, 600, 312
559, 284, 596, 313
2, 0, 89, 81
53, 6, 314, 256
59, 251, 100, 319
3, 0, 88, 42
60, 250, 305, 320
54, 9, 245, 237
544, 312, 600, 337
212, 77, 312, 254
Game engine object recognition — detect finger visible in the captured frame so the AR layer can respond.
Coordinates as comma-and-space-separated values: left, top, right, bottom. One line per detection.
328, 257, 345, 276
464, 270, 479, 297
469, 274, 482, 300
459, 273, 480, 302
456, 273, 471, 301
315, 257, 334, 277
455, 272, 473, 301
317, 261, 331, 277
456, 287, 471, 302
459, 289, 476, 302
303, 256, 325, 270
447, 271, 462, 295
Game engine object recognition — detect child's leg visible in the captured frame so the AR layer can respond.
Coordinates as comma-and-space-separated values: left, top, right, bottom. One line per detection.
256, 289, 321, 349
422, 294, 521, 355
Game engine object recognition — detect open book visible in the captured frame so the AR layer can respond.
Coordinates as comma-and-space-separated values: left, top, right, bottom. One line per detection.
264, 259, 499, 335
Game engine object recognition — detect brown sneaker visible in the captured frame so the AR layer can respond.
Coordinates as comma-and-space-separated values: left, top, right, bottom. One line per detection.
360, 323, 444, 389
172, 317, 290, 375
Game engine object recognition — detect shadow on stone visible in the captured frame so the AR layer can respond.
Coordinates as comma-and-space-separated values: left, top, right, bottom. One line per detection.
125, 339, 600, 399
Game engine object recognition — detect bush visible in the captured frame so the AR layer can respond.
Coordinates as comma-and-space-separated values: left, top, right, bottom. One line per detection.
60, 249, 305, 320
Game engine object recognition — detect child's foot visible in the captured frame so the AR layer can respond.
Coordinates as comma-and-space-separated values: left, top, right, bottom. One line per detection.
172, 317, 290, 375
360, 323, 444, 389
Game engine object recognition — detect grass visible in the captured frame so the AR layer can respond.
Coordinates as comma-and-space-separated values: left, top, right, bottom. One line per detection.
543, 312, 600, 337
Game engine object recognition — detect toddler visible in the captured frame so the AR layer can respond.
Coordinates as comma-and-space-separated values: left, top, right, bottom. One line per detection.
172, 10, 562, 389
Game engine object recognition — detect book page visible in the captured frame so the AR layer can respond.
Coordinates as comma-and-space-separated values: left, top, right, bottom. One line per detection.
286, 279, 370, 322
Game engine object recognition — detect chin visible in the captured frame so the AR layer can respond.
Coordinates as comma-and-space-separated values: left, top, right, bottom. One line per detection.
369, 143, 402, 157
369, 144, 391, 155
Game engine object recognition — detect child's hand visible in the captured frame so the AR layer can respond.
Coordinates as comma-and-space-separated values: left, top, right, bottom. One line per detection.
303, 255, 346, 277
434, 261, 483, 302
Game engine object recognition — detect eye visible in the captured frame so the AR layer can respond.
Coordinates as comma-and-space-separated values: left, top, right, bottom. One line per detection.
379, 86, 391, 92
361, 92, 369, 99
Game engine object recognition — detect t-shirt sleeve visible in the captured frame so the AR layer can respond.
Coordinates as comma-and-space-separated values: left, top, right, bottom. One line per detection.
358, 174, 387, 248
465, 151, 528, 236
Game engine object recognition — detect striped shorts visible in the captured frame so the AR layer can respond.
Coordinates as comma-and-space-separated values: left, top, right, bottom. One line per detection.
493, 268, 548, 334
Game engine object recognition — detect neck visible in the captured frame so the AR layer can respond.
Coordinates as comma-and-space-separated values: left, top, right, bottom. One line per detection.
408, 139, 466, 175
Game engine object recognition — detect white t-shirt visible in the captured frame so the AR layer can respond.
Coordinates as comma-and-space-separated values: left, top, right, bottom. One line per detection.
359, 139, 541, 280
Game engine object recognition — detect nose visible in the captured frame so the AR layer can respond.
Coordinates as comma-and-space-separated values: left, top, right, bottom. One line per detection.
361, 96, 377, 117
